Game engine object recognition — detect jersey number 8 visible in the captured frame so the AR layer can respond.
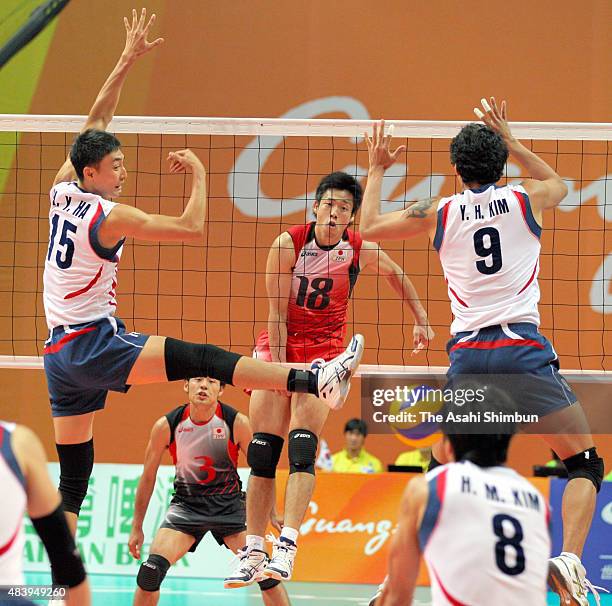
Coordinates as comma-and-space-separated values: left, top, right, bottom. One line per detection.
493, 513, 526, 576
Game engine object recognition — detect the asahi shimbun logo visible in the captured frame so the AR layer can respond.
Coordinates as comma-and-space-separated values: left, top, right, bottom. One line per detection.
300, 501, 395, 556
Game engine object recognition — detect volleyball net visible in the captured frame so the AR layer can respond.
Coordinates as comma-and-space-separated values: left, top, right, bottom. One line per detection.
0, 115, 610, 374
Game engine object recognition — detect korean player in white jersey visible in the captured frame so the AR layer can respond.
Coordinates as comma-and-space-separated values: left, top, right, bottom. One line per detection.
0, 422, 90, 606
370, 385, 550, 606
128, 377, 289, 605
44, 9, 363, 540
225, 172, 433, 587
360, 102, 605, 605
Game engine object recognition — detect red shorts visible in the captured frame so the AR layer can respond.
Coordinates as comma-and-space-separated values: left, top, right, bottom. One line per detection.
253, 330, 344, 364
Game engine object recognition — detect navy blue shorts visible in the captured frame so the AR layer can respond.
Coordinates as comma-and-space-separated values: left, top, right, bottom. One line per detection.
446, 322, 577, 417
43, 317, 149, 417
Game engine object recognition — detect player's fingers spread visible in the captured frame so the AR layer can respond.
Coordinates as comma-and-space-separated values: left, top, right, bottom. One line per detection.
124, 16, 130, 31
139, 7, 147, 28
501, 100, 507, 120
391, 145, 406, 161
149, 37, 164, 48
474, 107, 485, 120
144, 13, 156, 33
372, 121, 378, 145
481, 97, 492, 113
132, 8, 137, 28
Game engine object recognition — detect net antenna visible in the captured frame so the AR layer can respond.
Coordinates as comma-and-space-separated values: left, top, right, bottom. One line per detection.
0, 0, 70, 70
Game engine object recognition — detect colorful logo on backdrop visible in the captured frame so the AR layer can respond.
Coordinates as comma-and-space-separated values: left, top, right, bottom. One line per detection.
388, 384, 442, 447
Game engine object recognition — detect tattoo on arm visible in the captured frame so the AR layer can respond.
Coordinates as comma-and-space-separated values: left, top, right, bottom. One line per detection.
402, 197, 437, 219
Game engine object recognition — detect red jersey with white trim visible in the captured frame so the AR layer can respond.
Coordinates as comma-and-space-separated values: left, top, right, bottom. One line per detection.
43, 181, 124, 329
433, 184, 541, 334
421, 462, 549, 606
166, 402, 241, 506
286, 222, 362, 344
0, 422, 26, 585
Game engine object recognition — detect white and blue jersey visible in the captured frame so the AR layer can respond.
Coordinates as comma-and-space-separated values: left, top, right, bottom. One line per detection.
434, 183, 541, 335
44, 181, 124, 329
42, 182, 149, 417
419, 461, 550, 606
0, 422, 27, 586
434, 183, 577, 415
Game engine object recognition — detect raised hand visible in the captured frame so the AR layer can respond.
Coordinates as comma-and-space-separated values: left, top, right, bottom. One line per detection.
167, 149, 206, 174
122, 8, 164, 61
474, 97, 513, 142
364, 119, 406, 171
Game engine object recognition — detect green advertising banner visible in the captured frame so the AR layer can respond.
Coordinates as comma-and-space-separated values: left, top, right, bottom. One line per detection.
24, 463, 249, 579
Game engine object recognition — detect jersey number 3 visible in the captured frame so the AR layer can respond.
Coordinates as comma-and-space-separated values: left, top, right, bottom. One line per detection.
474, 227, 503, 275
47, 214, 77, 269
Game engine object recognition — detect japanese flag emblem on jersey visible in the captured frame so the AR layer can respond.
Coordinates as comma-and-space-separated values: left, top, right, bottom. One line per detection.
213, 427, 226, 439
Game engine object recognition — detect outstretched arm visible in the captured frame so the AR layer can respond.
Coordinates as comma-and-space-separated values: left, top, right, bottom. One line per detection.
54, 8, 163, 186
128, 417, 170, 560
474, 97, 568, 212
359, 242, 434, 353
360, 120, 438, 242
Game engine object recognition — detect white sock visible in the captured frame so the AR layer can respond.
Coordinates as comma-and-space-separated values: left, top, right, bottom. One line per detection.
246, 534, 265, 551
280, 526, 299, 544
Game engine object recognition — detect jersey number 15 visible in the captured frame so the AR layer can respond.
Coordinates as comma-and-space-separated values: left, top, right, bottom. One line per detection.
47, 214, 77, 269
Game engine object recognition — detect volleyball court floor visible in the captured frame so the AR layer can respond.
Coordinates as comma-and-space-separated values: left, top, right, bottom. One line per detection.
25, 572, 610, 605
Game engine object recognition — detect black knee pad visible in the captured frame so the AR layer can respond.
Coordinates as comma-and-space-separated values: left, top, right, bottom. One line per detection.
137, 554, 170, 592
56, 439, 94, 515
164, 337, 242, 385
563, 448, 605, 493
288, 429, 318, 475
258, 577, 281, 591
248, 433, 284, 478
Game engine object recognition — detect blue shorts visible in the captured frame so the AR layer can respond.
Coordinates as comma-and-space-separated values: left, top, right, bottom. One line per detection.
43, 317, 149, 417
446, 322, 577, 417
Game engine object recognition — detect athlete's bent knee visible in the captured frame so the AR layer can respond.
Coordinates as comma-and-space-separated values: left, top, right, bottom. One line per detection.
248, 433, 284, 479
164, 337, 241, 385
563, 448, 604, 493
56, 439, 94, 515
288, 429, 318, 475
137, 554, 170, 592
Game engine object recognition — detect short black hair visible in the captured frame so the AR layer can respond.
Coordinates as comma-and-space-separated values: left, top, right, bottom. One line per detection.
315, 171, 363, 215
70, 129, 122, 181
440, 382, 517, 467
450, 123, 508, 186
344, 418, 368, 437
